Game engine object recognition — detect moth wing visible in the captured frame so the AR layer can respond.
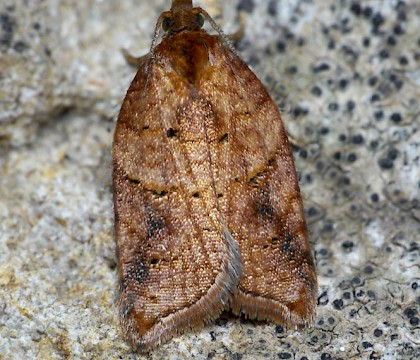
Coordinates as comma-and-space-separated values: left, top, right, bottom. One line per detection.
113, 55, 241, 351
199, 39, 318, 327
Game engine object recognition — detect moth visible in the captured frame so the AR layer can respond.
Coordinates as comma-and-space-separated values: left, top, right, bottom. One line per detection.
112, 0, 317, 352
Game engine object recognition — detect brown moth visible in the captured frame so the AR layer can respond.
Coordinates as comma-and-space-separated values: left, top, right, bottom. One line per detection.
112, 0, 317, 352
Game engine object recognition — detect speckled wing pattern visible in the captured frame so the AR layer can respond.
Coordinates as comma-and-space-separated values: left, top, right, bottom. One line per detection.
197, 36, 318, 328
113, 32, 243, 350
113, 4, 317, 352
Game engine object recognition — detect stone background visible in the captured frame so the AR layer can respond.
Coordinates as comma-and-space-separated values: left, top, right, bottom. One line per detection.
0, 0, 418, 359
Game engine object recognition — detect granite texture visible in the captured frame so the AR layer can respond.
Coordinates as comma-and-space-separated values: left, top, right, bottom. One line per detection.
0, 0, 419, 359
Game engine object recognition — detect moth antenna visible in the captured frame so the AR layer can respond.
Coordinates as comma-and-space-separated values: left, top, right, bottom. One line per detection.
151, 12, 170, 51
198, 8, 236, 53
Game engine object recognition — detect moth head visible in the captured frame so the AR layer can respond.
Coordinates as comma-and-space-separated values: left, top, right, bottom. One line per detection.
151, 0, 228, 52
157, 0, 205, 36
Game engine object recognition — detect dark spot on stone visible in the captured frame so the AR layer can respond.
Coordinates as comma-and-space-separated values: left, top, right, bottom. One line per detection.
371, 12, 385, 28
0, 12, 16, 49
307, 206, 318, 217
292, 105, 309, 117
341, 45, 359, 63
347, 100, 356, 112
339, 78, 348, 89
363, 37, 370, 47
410, 317, 419, 326
328, 102, 339, 111
371, 193, 379, 202
320, 126, 329, 135
215, 317, 228, 326
388, 148, 399, 160
350, 2, 362, 16
408, 242, 418, 252
297, 37, 305, 46
311, 86, 322, 96
352, 134, 364, 144
365, 265, 374, 274
318, 291, 329, 306
374, 328, 383, 337
267, 0, 278, 15
399, 55, 409, 65
319, 248, 328, 256
332, 299, 344, 310
278, 353, 292, 359
231, 353, 243, 360
13, 40, 28, 52
371, 94, 380, 102
368, 76, 378, 87
237, 0, 255, 13
362, 341, 373, 349
347, 153, 357, 162
379, 49, 389, 59
275, 325, 284, 333
342, 240, 354, 250
276, 40, 286, 53
316, 160, 324, 171
387, 36, 397, 46
390, 112, 402, 123
299, 149, 308, 159
393, 23, 404, 35
374, 110, 384, 120
363, 6, 373, 18
378, 157, 393, 169
321, 353, 332, 360
397, 8, 406, 21
284, 30, 294, 41
403, 307, 417, 319
367, 290, 376, 299
340, 176, 351, 185
356, 289, 365, 298
312, 62, 330, 73
391, 76, 404, 90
